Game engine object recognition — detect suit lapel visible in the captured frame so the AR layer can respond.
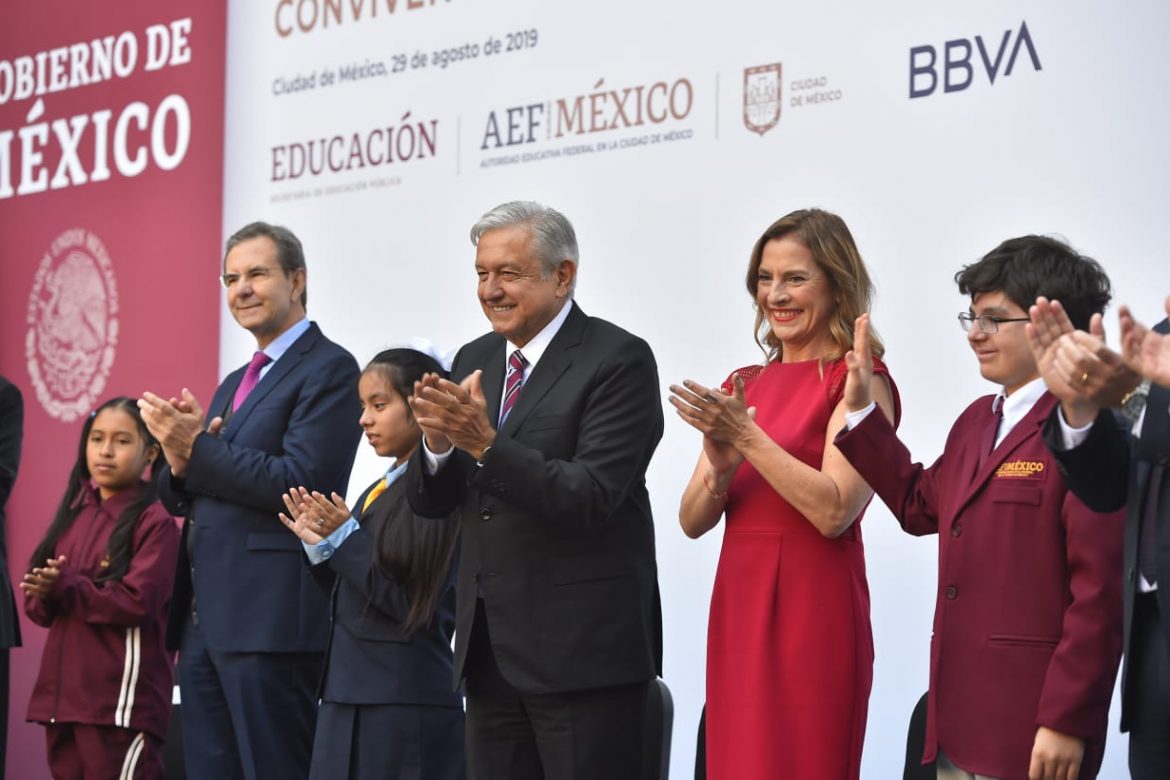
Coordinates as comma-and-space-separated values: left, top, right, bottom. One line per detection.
956, 393, 1056, 513
975, 404, 999, 471
213, 367, 245, 424
499, 304, 585, 438
223, 324, 320, 442
354, 480, 380, 521
1137, 381, 1170, 464
359, 473, 405, 525
478, 340, 506, 429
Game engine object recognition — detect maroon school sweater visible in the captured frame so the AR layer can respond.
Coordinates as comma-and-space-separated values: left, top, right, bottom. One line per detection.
25, 482, 180, 739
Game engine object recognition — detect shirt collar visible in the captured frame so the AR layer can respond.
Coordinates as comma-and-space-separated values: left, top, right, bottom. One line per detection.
82, 478, 148, 516
260, 317, 311, 364
384, 459, 409, 487
506, 300, 573, 371
992, 375, 1048, 424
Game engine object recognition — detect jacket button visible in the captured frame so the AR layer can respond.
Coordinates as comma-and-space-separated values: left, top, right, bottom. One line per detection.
951, 524, 962, 538
480, 507, 493, 521
945, 585, 958, 600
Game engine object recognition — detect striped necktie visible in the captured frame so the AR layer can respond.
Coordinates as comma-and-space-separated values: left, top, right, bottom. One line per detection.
499, 349, 528, 425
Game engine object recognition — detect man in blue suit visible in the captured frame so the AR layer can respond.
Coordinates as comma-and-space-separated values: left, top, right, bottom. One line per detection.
140, 222, 360, 779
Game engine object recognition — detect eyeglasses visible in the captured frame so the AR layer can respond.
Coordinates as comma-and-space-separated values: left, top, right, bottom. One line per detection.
957, 312, 1030, 334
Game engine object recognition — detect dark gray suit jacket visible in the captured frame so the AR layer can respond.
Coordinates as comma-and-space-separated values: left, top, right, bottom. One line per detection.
1043, 317, 1170, 731
409, 303, 664, 694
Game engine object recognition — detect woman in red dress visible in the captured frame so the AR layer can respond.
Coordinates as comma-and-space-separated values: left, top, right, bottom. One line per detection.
671, 209, 901, 779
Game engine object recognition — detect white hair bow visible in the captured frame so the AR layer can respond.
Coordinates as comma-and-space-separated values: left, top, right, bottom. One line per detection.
405, 337, 456, 372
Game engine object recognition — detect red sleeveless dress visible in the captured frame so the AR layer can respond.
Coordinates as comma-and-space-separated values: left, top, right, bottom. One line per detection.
705, 357, 900, 779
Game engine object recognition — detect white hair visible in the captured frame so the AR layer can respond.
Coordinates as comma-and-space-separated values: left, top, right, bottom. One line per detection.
470, 201, 579, 295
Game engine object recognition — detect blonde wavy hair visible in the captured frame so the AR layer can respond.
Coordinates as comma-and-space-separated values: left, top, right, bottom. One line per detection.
746, 208, 884, 364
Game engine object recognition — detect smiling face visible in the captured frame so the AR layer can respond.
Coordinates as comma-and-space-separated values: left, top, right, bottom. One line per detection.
358, 369, 419, 461
966, 290, 1039, 395
755, 236, 835, 362
86, 408, 158, 500
475, 225, 574, 347
223, 236, 306, 349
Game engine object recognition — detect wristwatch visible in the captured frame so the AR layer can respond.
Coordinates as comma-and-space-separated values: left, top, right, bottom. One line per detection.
1120, 379, 1150, 425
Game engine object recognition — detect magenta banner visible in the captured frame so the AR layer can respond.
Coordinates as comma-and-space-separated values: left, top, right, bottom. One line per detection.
0, 3, 225, 775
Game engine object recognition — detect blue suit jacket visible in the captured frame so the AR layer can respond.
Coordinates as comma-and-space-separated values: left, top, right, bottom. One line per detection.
309, 475, 460, 706
160, 322, 361, 653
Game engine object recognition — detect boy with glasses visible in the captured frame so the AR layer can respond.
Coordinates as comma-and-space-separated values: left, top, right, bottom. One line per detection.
835, 236, 1124, 779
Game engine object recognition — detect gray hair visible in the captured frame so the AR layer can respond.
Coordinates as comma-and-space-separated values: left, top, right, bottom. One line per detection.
224, 221, 308, 308
470, 201, 579, 295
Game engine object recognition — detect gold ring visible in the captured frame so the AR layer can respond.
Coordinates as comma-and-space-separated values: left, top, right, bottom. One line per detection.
314, 519, 324, 528
1080, 371, 1090, 385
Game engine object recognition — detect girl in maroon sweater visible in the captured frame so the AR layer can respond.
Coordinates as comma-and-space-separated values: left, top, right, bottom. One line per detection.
21, 397, 180, 779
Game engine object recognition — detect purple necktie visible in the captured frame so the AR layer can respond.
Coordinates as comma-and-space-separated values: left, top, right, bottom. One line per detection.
233, 351, 272, 411
499, 350, 528, 425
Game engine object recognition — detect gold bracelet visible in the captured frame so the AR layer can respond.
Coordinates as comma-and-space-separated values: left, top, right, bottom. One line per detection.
702, 472, 728, 501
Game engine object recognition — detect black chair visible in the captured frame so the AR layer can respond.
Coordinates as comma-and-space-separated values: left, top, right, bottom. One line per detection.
694, 704, 706, 780
646, 678, 674, 779
903, 691, 933, 780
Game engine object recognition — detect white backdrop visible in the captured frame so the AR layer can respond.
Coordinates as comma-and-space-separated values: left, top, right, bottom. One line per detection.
220, 1, 1170, 775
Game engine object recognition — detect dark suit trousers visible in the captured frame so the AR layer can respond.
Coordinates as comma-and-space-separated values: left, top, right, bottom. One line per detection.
464, 601, 651, 780
178, 615, 321, 780
1129, 591, 1170, 779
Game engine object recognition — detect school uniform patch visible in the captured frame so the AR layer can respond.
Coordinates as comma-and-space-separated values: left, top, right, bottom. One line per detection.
994, 460, 1046, 479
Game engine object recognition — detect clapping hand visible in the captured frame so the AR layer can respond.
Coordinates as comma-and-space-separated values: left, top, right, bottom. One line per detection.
1027, 297, 1139, 427
20, 555, 66, 599
1120, 296, 1170, 389
669, 375, 756, 477
410, 371, 497, 461
279, 487, 351, 545
138, 389, 220, 477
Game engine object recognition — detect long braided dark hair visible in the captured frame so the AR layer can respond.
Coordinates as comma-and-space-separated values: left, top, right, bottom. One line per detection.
29, 397, 160, 581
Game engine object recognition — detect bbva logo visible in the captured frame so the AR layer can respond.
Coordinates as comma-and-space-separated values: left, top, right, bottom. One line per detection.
909, 21, 1041, 99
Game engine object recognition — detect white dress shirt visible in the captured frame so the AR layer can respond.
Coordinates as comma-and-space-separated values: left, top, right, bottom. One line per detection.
845, 376, 1047, 448
257, 317, 310, 379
